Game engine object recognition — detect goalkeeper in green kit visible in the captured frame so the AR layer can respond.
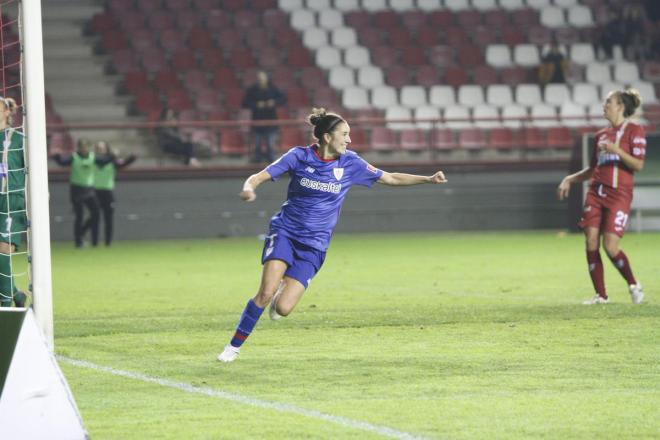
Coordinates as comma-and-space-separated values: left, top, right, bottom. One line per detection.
0, 97, 27, 307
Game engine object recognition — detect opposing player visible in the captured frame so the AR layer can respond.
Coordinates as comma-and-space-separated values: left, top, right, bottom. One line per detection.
557, 89, 646, 305
217, 108, 447, 362
0, 97, 27, 307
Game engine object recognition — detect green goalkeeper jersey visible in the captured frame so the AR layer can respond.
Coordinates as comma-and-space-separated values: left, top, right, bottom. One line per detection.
0, 128, 25, 212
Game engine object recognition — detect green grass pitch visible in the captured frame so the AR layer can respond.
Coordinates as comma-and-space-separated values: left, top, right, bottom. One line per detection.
52, 232, 659, 439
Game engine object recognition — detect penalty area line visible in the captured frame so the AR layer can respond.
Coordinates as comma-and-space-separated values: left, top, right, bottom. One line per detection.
57, 355, 432, 440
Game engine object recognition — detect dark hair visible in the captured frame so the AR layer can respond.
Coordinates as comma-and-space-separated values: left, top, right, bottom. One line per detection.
616, 88, 642, 118
307, 107, 345, 141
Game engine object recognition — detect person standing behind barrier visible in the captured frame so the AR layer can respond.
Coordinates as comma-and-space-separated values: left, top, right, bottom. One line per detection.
242, 70, 287, 163
54, 139, 113, 248
0, 97, 27, 307
557, 89, 646, 305
93, 141, 137, 246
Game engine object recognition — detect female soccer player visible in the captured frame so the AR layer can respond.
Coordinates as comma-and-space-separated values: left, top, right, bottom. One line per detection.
218, 108, 447, 362
0, 97, 27, 307
557, 89, 646, 305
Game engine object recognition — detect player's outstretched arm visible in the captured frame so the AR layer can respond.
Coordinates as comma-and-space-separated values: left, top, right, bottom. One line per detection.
557, 167, 593, 200
240, 169, 272, 202
377, 170, 447, 186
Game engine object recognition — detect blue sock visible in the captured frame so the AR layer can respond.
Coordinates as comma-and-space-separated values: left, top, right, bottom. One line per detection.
230, 299, 264, 348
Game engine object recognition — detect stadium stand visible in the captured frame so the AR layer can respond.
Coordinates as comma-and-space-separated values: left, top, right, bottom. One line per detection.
77, 0, 660, 162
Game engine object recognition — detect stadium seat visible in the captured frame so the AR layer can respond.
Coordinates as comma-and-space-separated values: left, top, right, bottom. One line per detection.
371, 45, 399, 68
344, 46, 370, 67
357, 66, 384, 88
458, 128, 486, 150
499, 67, 530, 85
501, 28, 526, 46
431, 128, 457, 150
472, 0, 497, 11
599, 82, 624, 100
613, 62, 640, 83
444, 106, 472, 128
630, 81, 657, 103
515, 84, 543, 106
642, 62, 660, 82
473, 66, 499, 85
417, 0, 442, 11
527, 25, 553, 45
443, 67, 469, 87
567, 5, 593, 27
429, 85, 456, 107
183, 70, 210, 93
488, 127, 523, 149
457, 10, 482, 27
501, 104, 528, 128
586, 62, 612, 83
318, 10, 344, 28
540, 7, 565, 28
263, 9, 288, 28
212, 68, 240, 88
553, 27, 581, 45
347, 129, 370, 153
428, 45, 454, 67
487, 85, 514, 106
390, 0, 415, 11
444, 0, 470, 11
196, 91, 221, 114
525, 0, 551, 7
547, 126, 574, 149
401, 47, 427, 66
219, 129, 248, 155
135, 89, 162, 115
588, 103, 607, 125
473, 104, 501, 128
560, 101, 589, 127
400, 86, 427, 108
123, 71, 149, 95
304, 0, 330, 10
315, 46, 342, 69
572, 83, 599, 106
554, 0, 578, 6
153, 70, 180, 93
544, 84, 571, 106
342, 86, 369, 109
335, 0, 360, 11
499, 0, 525, 10
373, 10, 399, 28
329, 66, 355, 88
385, 66, 411, 88
370, 126, 398, 151
279, 127, 309, 151
530, 103, 559, 127
415, 66, 441, 87
458, 85, 485, 106
332, 27, 358, 48
512, 8, 539, 27
414, 105, 441, 129
570, 43, 596, 64
303, 28, 327, 49
386, 106, 414, 129
484, 9, 509, 27
387, 27, 414, 46
290, 10, 315, 30
513, 44, 540, 67
401, 11, 427, 29
523, 126, 546, 149
371, 86, 398, 109
486, 44, 511, 67
400, 129, 428, 151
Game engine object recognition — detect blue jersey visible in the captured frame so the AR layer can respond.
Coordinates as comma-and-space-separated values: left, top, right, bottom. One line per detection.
266, 145, 383, 251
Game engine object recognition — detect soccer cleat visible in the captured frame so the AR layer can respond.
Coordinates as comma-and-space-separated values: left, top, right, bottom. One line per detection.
217, 345, 240, 363
583, 295, 610, 305
629, 282, 644, 304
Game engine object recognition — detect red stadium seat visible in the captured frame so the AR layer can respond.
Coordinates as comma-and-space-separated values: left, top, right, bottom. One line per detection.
387, 28, 414, 46
527, 25, 553, 45
137, 0, 161, 13
245, 28, 271, 49
288, 46, 314, 67
196, 90, 221, 114
135, 89, 162, 115
111, 49, 139, 73
234, 11, 260, 29
300, 66, 326, 89
190, 28, 215, 50
171, 50, 197, 70
222, 89, 244, 108
253, 0, 277, 9
148, 11, 175, 31
472, 26, 492, 47
501, 28, 526, 46
279, 127, 309, 151
166, 89, 194, 112
102, 30, 129, 52
459, 128, 486, 150
183, 70, 210, 93
286, 87, 309, 107
416, 26, 442, 46
484, 10, 509, 27
524, 127, 546, 149
401, 11, 427, 29
371, 127, 398, 151
431, 128, 457, 150
511, 9, 538, 28
228, 50, 256, 68
258, 46, 284, 68
153, 70, 180, 91
123, 71, 150, 95
165, 0, 189, 10
263, 9, 288, 28
400, 129, 428, 151
205, 10, 231, 30
547, 126, 574, 149
160, 29, 187, 53
345, 11, 371, 28
555, 27, 581, 45
457, 44, 483, 68
199, 48, 225, 70
221, 0, 243, 12
359, 28, 385, 47
374, 11, 400, 29
428, 45, 454, 67
499, 67, 530, 85
457, 10, 482, 27
141, 51, 168, 73
207, 109, 230, 121
414, 65, 441, 87
488, 127, 523, 149
429, 10, 453, 27
91, 12, 117, 33
444, 26, 468, 47
401, 47, 427, 66
371, 45, 399, 68
217, 29, 243, 50
131, 29, 159, 53
120, 15, 146, 32
386, 65, 411, 88
219, 129, 248, 155
273, 29, 299, 46
472, 65, 499, 85
443, 67, 469, 87
314, 87, 342, 108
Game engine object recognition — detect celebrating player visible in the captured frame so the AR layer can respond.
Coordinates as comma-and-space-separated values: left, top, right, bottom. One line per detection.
217, 108, 448, 362
0, 97, 27, 307
557, 89, 646, 305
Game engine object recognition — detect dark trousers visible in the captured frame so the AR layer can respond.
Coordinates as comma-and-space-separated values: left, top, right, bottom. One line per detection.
70, 185, 99, 247
252, 130, 276, 163
96, 189, 115, 246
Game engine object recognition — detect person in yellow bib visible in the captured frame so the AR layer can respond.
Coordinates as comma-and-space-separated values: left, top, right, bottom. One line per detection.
54, 139, 114, 248
93, 141, 136, 246
0, 97, 28, 307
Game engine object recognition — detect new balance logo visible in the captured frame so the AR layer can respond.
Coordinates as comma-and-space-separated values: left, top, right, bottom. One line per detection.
305, 166, 315, 174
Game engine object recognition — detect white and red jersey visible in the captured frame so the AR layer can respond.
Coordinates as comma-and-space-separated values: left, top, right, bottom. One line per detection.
590, 121, 646, 190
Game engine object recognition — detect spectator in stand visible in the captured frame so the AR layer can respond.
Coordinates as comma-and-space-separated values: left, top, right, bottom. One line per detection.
156, 108, 201, 167
595, 9, 627, 60
242, 70, 287, 163
622, 4, 648, 61
93, 141, 137, 246
538, 41, 570, 86
53, 138, 114, 248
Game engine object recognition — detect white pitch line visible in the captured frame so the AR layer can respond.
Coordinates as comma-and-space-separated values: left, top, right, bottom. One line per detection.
58, 356, 432, 440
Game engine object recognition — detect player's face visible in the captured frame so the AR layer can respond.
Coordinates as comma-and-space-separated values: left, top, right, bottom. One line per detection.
603, 92, 623, 124
326, 122, 351, 156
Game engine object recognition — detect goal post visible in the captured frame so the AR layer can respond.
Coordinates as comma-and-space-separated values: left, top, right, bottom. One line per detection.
22, 0, 53, 348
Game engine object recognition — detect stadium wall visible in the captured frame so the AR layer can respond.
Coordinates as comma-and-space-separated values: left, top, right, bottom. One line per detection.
47, 170, 567, 241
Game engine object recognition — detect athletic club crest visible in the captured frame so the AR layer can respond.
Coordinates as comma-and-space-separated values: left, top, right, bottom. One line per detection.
333, 167, 344, 180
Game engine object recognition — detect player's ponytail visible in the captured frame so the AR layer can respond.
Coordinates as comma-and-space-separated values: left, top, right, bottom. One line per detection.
307, 107, 345, 142
0, 96, 17, 126
619, 88, 642, 118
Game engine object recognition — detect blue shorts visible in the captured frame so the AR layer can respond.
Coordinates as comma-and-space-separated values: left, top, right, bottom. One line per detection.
261, 232, 326, 288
